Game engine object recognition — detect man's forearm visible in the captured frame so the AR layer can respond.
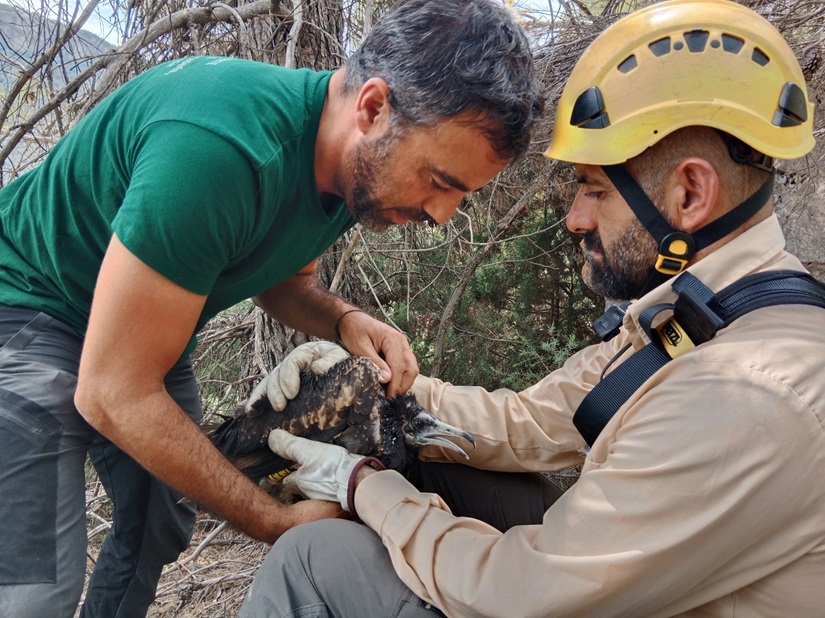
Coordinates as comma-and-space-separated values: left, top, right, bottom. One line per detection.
254, 272, 355, 342
77, 388, 294, 543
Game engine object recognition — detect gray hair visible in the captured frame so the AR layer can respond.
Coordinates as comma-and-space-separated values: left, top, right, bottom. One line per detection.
342, 0, 544, 161
627, 127, 772, 209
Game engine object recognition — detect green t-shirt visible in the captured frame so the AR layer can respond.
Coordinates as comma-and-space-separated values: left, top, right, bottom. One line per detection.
0, 57, 354, 353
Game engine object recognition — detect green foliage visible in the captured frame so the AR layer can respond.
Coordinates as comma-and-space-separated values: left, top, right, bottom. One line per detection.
378, 196, 601, 390
497, 327, 583, 392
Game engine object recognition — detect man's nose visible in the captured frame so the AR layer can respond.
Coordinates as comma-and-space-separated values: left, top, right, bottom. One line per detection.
566, 191, 596, 234
424, 194, 465, 225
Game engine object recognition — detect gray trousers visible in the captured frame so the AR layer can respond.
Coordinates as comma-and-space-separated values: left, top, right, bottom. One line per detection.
239, 462, 563, 617
0, 305, 202, 618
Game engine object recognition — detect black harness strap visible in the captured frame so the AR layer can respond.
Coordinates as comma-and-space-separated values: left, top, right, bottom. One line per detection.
573, 270, 825, 447
573, 343, 671, 450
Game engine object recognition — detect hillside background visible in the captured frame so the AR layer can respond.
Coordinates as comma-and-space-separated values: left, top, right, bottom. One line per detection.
0, 2, 113, 90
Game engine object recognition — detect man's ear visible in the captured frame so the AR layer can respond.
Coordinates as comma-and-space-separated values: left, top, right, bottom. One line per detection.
668, 158, 720, 233
354, 78, 392, 136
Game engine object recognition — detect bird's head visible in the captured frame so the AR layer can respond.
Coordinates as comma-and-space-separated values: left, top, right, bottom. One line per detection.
381, 394, 475, 463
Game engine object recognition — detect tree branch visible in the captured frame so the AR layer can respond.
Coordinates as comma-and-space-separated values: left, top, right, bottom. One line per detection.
431, 168, 554, 378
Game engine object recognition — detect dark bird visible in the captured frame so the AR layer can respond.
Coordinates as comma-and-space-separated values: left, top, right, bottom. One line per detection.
205, 355, 475, 501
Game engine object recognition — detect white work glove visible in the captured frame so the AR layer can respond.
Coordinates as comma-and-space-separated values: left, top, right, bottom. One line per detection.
268, 429, 385, 513
246, 341, 350, 412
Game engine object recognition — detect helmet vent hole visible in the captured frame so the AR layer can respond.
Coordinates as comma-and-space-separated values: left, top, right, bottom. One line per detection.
674, 41, 684, 51
649, 37, 671, 57
648, 36, 670, 57
618, 55, 638, 73
721, 34, 744, 54
752, 47, 770, 66
684, 30, 709, 53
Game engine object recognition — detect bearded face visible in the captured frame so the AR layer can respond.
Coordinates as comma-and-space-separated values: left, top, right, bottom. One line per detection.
334, 113, 508, 231
341, 125, 433, 230
345, 126, 399, 229
580, 216, 659, 301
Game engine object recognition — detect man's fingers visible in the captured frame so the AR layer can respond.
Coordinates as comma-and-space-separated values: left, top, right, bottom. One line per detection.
246, 376, 288, 413
279, 343, 349, 396
362, 354, 392, 385
276, 360, 303, 400
387, 367, 417, 398
308, 346, 350, 374
278, 347, 319, 398
246, 342, 350, 414
335, 311, 418, 395
267, 386, 288, 412
380, 342, 418, 397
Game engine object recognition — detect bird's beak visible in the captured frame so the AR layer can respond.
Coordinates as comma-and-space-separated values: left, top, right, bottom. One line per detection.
413, 419, 476, 460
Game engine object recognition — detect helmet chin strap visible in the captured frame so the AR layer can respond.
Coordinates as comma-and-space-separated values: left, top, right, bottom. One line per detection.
601, 164, 776, 298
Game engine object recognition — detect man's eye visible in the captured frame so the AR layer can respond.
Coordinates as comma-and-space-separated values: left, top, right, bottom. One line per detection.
585, 191, 603, 199
431, 179, 450, 193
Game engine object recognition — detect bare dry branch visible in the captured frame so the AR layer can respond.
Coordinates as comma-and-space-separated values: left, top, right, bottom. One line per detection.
431, 167, 555, 378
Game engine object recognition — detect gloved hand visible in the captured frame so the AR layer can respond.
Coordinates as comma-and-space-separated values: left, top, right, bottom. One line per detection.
246, 341, 350, 412
268, 429, 385, 513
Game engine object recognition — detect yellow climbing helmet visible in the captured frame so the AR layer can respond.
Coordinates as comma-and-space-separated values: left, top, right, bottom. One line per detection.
544, 0, 815, 165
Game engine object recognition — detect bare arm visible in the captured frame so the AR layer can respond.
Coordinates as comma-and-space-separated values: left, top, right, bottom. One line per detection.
75, 235, 343, 542
254, 260, 418, 396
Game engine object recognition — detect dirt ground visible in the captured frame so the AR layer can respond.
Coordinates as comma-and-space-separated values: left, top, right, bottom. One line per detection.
81, 479, 267, 618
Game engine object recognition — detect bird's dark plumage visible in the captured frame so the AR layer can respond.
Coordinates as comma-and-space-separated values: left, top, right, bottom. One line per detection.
204, 355, 474, 501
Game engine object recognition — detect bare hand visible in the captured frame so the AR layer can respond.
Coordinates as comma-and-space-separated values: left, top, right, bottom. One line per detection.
336, 311, 419, 397
285, 499, 351, 527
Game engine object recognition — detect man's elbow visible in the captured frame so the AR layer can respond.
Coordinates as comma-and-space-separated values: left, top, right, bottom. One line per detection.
74, 372, 126, 435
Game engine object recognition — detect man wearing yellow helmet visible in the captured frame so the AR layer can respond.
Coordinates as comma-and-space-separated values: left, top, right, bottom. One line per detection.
239, 1, 825, 615
545, 0, 814, 301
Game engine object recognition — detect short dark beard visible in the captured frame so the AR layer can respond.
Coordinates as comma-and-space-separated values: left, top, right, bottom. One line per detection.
347, 126, 402, 229
582, 219, 658, 301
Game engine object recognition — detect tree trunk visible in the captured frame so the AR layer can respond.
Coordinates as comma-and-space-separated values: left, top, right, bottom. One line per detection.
246, 0, 349, 384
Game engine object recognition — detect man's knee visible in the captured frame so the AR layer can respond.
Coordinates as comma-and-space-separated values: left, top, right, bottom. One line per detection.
240, 521, 360, 617
266, 519, 350, 573
239, 524, 325, 617
279, 519, 379, 562
242, 520, 418, 618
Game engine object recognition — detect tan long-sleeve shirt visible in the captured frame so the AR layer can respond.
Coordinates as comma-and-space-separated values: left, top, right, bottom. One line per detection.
355, 215, 825, 617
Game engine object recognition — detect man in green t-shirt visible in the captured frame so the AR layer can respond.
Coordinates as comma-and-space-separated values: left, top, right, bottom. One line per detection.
0, 0, 542, 616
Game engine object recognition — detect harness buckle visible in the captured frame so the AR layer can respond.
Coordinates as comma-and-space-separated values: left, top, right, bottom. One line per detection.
655, 317, 695, 359
592, 302, 629, 342
655, 254, 689, 276
671, 273, 725, 344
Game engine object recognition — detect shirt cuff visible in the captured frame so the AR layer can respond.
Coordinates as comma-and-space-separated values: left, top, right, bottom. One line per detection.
354, 470, 450, 532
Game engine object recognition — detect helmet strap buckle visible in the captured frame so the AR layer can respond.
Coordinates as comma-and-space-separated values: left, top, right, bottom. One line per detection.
654, 231, 696, 276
